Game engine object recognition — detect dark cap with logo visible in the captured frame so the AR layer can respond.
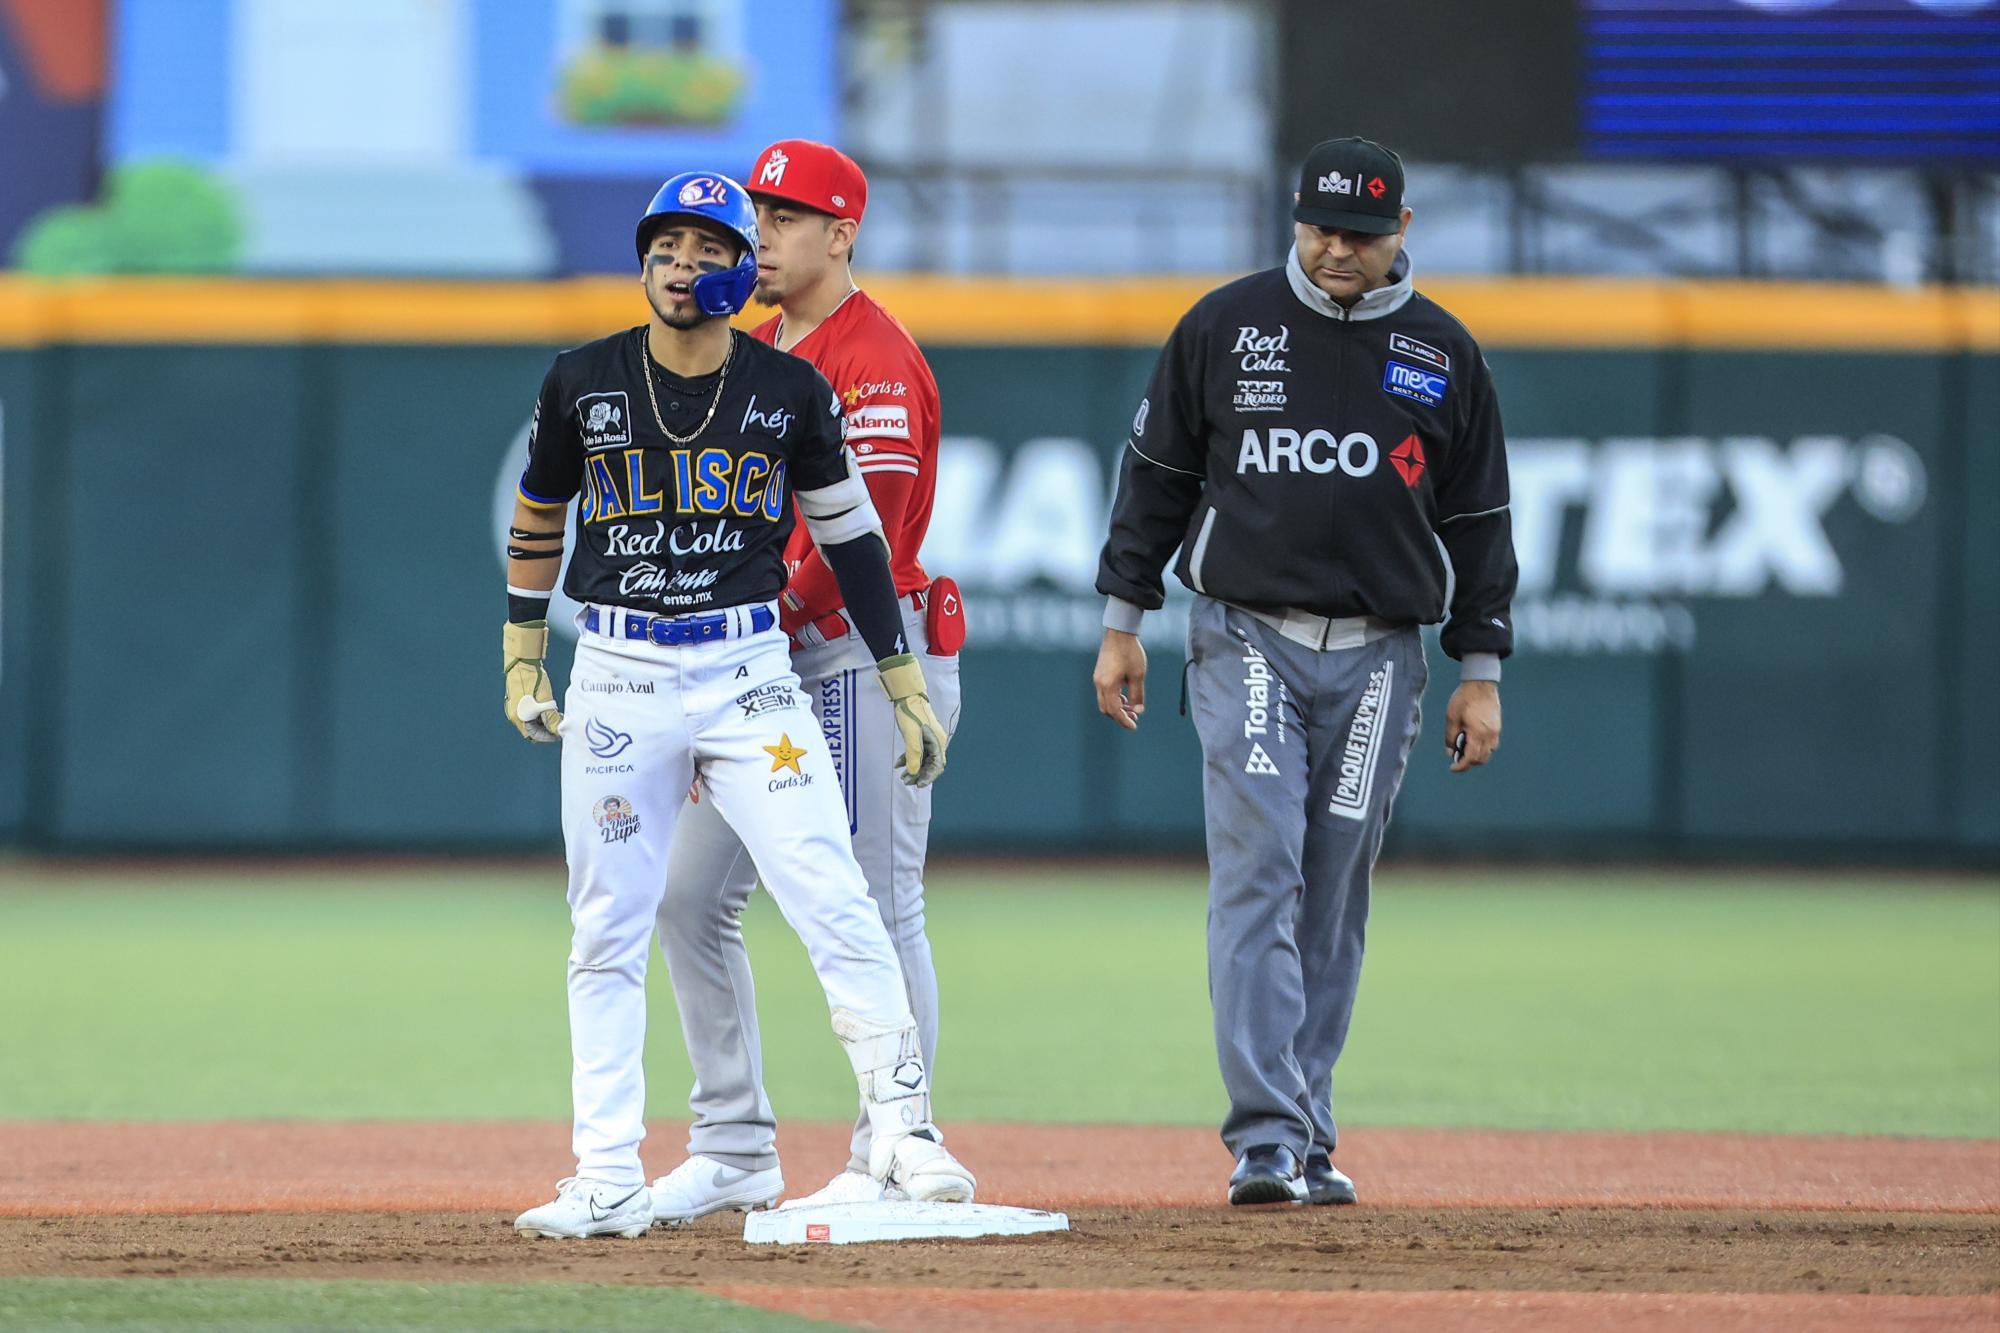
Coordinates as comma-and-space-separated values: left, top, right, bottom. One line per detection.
1292, 137, 1405, 235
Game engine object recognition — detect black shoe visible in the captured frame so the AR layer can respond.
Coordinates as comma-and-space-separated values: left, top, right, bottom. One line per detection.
1228, 1144, 1306, 1205
1303, 1149, 1357, 1205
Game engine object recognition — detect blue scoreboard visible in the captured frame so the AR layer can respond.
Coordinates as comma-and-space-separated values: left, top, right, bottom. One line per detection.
1583, 0, 2000, 162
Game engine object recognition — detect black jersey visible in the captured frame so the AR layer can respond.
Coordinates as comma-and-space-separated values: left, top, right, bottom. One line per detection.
1096, 251, 1518, 661
519, 327, 848, 615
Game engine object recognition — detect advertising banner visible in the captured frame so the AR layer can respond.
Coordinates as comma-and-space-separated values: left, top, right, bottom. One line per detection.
0, 292, 1990, 859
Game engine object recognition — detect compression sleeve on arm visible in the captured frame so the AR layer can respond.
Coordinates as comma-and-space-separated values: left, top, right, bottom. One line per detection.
819, 533, 909, 661
781, 466, 918, 631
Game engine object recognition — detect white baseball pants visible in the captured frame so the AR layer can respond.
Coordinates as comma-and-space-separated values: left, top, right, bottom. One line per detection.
557, 609, 916, 1185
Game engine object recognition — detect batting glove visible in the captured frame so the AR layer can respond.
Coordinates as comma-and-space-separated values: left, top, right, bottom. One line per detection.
503, 620, 563, 743
876, 652, 947, 786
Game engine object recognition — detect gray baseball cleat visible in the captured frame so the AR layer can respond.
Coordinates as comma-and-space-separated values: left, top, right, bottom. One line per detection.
649, 1154, 784, 1226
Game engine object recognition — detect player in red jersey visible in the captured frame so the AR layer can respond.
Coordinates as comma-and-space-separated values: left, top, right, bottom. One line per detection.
647, 140, 969, 1222
747, 146, 942, 644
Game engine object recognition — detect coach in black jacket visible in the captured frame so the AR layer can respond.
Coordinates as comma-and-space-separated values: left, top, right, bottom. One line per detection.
1092, 138, 1518, 1208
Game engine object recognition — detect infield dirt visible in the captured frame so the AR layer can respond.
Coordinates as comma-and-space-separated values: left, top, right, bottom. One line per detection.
2, 1121, 1996, 1331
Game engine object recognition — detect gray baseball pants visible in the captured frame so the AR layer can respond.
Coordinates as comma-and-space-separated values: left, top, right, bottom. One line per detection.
654, 603, 958, 1173
1185, 595, 1426, 1161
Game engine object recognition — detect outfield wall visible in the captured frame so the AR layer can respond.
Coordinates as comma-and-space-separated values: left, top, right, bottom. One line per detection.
0, 278, 1993, 861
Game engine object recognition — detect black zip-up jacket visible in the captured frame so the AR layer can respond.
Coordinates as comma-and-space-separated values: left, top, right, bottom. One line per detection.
1097, 249, 1517, 667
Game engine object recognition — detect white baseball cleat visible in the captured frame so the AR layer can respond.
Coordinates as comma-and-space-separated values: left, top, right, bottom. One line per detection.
648, 1154, 784, 1226
513, 1177, 652, 1239
779, 1169, 902, 1209
872, 1130, 976, 1204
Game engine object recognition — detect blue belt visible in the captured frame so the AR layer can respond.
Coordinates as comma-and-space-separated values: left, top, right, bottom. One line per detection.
584, 603, 776, 646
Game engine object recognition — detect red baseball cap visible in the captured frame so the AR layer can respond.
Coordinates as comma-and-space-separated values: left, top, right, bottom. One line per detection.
748, 139, 867, 223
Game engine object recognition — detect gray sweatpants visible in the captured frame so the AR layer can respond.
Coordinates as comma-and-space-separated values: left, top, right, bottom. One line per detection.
1185, 595, 1426, 1161
654, 603, 958, 1173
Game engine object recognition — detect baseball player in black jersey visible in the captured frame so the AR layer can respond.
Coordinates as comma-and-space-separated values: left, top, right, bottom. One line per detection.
1093, 138, 1518, 1208
502, 171, 974, 1239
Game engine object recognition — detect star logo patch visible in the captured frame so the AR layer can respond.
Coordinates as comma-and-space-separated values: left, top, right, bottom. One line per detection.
843, 385, 865, 407
1390, 434, 1426, 488
764, 734, 808, 775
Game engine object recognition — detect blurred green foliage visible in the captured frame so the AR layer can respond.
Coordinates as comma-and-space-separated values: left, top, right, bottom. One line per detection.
13, 161, 242, 275
558, 47, 745, 126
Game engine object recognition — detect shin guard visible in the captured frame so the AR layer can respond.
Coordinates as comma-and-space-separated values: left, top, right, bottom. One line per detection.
832, 1008, 932, 1138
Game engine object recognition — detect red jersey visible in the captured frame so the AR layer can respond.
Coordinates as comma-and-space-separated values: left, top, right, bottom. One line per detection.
750, 289, 941, 633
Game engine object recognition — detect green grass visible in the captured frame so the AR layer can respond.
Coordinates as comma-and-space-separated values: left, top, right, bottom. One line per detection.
0, 1277, 845, 1331
0, 864, 1995, 1137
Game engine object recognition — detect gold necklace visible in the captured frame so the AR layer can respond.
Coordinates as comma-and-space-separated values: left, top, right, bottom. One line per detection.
639, 327, 735, 445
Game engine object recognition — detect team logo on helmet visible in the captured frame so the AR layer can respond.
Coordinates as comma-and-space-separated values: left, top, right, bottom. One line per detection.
637, 171, 758, 312
677, 176, 730, 208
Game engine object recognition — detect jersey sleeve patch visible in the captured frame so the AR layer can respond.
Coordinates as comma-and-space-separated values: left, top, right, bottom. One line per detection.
854, 450, 920, 475
848, 432, 921, 467
843, 403, 911, 442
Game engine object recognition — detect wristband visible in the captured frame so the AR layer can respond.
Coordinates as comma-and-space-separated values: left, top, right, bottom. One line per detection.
507, 590, 553, 624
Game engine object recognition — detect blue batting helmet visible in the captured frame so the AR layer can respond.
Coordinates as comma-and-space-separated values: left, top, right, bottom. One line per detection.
636, 172, 759, 316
